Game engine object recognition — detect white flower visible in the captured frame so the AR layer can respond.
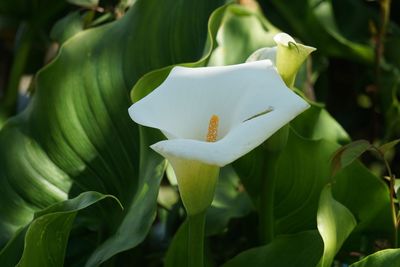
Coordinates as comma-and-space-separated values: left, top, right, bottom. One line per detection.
129, 59, 309, 215
129, 60, 309, 167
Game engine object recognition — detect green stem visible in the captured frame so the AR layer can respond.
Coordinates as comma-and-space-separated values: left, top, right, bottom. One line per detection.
384, 157, 398, 248
259, 163, 274, 243
376, 148, 398, 247
187, 212, 206, 267
259, 152, 280, 244
259, 125, 288, 244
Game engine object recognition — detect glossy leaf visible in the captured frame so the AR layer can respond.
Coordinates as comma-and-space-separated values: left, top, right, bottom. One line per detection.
317, 185, 357, 267
350, 249, 400, 267
0, 0, 226, 265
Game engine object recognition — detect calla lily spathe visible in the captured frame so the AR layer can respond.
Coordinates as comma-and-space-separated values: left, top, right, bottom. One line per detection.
129, 59, 309, 167
247, 33, 316, 88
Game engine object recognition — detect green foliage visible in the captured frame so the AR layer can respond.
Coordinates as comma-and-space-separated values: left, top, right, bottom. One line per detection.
317, 185, 357, 267
350, 249, 400, 267
222, 231, 323, 267
0, 0, 399, 266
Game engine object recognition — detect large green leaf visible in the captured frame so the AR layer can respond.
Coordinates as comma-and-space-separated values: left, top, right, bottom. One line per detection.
0, 0, 226, 264
274, 130, 391, 235
222, 230, 323, 267
317, 185, 357, 267
235, 127, 391, 239
291, 103, 349, 143
0, 191, 120, 267
84, 127, 166, 267
349, 249, 400, 267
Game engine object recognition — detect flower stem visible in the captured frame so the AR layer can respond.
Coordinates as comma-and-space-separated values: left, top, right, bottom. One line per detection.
259, 126, 288, 244
187, 212, 206, 267
260, 166, 274, 243
259, 152, 280, 244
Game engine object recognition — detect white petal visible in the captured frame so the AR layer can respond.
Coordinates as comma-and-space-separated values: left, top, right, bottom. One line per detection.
129, 60, 310, 166
150, 83, 309, 167
246, 47, 277, 65
273, 32, 296, 47
130, 60, 281, 140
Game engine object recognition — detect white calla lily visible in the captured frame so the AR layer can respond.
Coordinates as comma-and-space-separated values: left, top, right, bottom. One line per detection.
129, 60, 309, 167
129, 59, 309, 216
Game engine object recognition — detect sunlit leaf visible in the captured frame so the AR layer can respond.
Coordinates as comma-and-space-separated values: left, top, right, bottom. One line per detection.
350, 249, 400, 267
317, 184, 357, 267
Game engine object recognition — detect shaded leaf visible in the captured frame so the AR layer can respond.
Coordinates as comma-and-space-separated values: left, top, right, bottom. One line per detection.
50, 11, 85, 44
331, 140, 372, 176
206, 165, 253, 236
378, 139, 400, 155
264, 0, 373, 63
222, 230, 323, 267
84, 128, 166, 267
67, 0, 98, 8
0, 228, 27, 267
164, 220, 189, 267
16, 191, 120, 267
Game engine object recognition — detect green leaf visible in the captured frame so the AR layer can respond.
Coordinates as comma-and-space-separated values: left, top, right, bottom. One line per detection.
273, 130, 336, 234
317, 184, 357, 267
84, 128, 166, 267
0, 228, 27, 267
332, 162, 391, 233
222, 230, 323, 267
331, 140, 372, 176
164, 220, 189, 267
0, 0, 226, 264
265, 0, 373, 63
67, 0, 98, 8
236, 128, 391, 238
291, 103, 349, 143
378, 139, 400, 155
206, 165, 253, 236
207, 4, 278, 66
16, 191, 120, 267
50, 11, 85, 44
349, 249, 400, 267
